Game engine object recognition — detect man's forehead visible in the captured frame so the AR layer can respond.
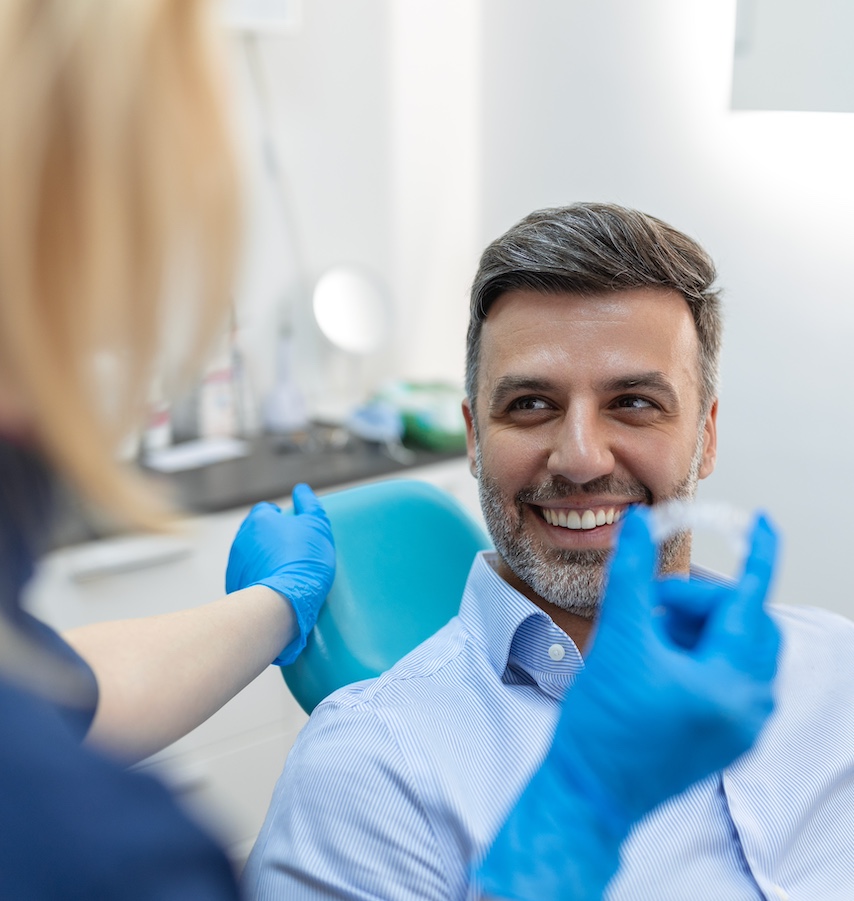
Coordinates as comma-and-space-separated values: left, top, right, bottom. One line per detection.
483, 285, 692, 322
477, 287, 702, 392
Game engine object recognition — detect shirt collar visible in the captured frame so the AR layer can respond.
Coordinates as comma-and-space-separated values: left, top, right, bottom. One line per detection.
458, 552, 729, 701
459, 551, 585, 700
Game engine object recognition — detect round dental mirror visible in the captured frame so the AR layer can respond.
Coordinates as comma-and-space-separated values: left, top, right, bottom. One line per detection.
312, 266, 390, 355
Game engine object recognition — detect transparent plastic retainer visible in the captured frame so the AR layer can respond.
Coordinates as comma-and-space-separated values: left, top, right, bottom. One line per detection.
648, 499, 754, 562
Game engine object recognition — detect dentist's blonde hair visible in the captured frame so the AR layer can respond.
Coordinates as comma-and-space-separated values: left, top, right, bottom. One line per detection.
0, 0, 239, 529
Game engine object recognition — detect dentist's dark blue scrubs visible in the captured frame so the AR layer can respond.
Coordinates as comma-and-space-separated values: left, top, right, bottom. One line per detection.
0, 441, 240, 900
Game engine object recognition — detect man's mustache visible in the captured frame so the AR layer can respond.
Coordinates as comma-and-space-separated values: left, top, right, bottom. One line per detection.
516, 476, 653, 506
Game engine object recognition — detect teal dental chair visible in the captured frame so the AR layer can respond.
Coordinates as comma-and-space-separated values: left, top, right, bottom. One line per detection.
280, 478, 491, 714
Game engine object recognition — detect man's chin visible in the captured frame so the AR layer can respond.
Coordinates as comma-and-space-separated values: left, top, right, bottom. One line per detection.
504, 549, 609, 616
534, 581, 605, 618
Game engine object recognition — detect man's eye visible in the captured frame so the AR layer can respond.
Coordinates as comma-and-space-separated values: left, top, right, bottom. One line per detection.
510, 396, 551, 412
615, 396, 656, 410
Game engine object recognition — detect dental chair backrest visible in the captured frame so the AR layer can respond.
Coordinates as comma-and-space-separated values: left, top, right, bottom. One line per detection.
281, 478, 492, 714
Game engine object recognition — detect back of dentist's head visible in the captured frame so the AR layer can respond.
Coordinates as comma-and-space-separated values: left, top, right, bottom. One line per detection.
0, 0, 240, 529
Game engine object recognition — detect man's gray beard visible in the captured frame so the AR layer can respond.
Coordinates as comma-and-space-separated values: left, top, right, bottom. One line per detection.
475, 431, 705, 618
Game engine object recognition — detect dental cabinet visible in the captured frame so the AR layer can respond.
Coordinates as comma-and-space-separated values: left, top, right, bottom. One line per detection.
24, 449, 479, 867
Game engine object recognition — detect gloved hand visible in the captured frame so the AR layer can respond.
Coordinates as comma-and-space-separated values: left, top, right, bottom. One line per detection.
226, 483, 335, 666
476, 507, 780, 901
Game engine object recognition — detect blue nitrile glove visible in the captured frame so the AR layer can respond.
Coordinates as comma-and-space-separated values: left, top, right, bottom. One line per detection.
476, 507, 780, 901
226, 483, 335, 666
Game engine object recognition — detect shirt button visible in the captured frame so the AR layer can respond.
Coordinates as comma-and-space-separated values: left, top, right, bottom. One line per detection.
771, 887, 790, 901
548, 643, 565, 662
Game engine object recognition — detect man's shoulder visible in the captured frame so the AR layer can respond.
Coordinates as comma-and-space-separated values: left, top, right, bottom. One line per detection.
244, 614, 521, 901
760, 604, 854, 741
770, 604, 854, 693
772, 602, 854, 660
771, 601, 854, 627
290, 604, 546, 784
310, 613, 489, 720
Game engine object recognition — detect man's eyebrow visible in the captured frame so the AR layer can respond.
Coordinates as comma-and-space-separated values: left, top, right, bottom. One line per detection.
486, 371, 683, 410
601, 372, 681, 406
488, 376, 557, 408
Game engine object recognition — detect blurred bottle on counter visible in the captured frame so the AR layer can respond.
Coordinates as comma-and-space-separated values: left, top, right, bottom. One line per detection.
197, 317, 255, 440
141, 376, 173, 453
263, 329, 309, 435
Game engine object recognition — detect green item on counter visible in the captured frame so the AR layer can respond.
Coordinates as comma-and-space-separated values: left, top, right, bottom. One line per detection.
375, 381, 467, 452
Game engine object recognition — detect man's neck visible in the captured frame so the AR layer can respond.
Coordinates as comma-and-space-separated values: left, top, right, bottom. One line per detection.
533, 598, 597, 654
498, 545, 697, 655
494, 558, 597, 654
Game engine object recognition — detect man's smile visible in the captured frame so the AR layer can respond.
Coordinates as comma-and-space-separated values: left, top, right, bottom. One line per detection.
537, 505, 628, 530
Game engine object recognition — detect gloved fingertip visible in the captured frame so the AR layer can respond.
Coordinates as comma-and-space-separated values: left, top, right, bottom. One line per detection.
750, 512, 778, 562
291, 482, 320, 516
610, 506, 655, 574
619, 505, 651, 539
739, 512, 779, 599
599, 506, 657, 624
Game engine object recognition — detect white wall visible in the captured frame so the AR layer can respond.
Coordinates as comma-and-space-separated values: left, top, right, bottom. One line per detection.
733, 0, 854, 111
228, 0, 393, 422
229, 0, 481, 421
232, 0, 854, 617
387, 2, 482, 386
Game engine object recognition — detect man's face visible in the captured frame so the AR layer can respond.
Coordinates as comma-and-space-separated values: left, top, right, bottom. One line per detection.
462, 287, 718, 617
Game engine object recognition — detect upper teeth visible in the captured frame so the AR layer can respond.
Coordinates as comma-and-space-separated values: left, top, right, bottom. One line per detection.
542, 507, 624, 530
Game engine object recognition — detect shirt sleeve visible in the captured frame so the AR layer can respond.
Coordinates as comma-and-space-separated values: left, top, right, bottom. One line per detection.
0, 676, 239, 901
243, 700, 452, 901
18, 609, 100, 740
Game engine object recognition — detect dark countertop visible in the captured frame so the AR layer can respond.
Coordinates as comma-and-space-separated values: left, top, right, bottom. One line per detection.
145, 431, 464, 513
50, 430, 465, 549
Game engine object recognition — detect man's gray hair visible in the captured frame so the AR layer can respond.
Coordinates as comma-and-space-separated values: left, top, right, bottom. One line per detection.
465, 203, 722, 416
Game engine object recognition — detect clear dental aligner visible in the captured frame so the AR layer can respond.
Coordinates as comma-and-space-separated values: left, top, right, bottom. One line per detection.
648, 499, 754, 558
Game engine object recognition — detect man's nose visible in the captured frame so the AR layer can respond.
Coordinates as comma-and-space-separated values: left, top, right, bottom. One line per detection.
546, 407, 615, 486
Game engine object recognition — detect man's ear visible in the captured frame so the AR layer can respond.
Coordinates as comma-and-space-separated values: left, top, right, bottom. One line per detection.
462, 398, 478, 478
698, 399, 718, 480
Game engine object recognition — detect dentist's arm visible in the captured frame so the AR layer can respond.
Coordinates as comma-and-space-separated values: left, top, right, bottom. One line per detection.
66, 484, 334, 764
476, 508, 780, 901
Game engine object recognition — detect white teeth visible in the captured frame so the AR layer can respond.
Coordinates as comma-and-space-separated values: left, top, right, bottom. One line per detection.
543, 506, 624, 530
581, 510, 597, 530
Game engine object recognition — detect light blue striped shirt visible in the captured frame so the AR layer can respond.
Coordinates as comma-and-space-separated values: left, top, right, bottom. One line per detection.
244, 552, 854, 900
